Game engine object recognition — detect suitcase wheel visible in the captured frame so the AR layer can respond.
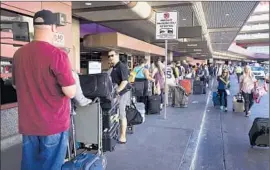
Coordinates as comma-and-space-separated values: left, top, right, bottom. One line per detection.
127, 126, 134, 134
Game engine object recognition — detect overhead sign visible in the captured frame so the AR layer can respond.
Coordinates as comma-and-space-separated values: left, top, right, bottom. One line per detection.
53, 32, 65, 47
156, 11, 178, 40
178, 26, 202, 38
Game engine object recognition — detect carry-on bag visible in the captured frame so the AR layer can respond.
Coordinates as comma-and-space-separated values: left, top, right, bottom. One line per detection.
147, 95, 161, 114
179, 79, 192, 95
171, 86, 188, 108
126, 101, 144, 126
249, 117, 269, 147
102, 122, 120, 152
193, 80, 206, 94
62, 98, 106, 170
232, 93, 245, 112
102, 101, 119, 131
79, 73, 114, 99
212, 91, 220, 106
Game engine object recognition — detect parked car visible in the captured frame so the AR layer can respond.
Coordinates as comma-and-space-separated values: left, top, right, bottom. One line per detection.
251, 66, 265, 80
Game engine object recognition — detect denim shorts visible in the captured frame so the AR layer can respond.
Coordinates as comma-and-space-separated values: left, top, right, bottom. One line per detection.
21, 130, 69, 170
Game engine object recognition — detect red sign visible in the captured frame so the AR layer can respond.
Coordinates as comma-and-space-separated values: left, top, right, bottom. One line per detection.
164, 12, 170, 19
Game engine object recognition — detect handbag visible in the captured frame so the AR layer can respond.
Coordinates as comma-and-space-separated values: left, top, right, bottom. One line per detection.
153, 82, 161, 95
253, 82, 268, 103
225, 89, 231, 96
126, 101, 143, 126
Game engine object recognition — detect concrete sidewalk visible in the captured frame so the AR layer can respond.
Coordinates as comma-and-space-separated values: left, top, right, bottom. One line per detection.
105, 84, 212, 170
193, 75, 269, 170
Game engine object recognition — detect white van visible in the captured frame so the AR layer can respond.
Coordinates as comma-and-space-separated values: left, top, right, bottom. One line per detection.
251, 66, 265, 80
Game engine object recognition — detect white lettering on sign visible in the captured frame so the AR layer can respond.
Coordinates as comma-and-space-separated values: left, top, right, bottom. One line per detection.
155, 11, 178, 40
53, 32, 65, 47
187, 44, 198, 47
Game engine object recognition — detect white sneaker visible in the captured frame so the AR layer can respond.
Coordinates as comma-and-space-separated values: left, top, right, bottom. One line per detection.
220, 106, 224, 110
246, 111, 251, 117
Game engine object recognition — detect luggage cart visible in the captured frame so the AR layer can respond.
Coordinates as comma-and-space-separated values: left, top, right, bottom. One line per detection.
62, 98, 107, 169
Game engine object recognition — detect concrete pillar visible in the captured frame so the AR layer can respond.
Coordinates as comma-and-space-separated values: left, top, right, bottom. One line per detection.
72, 18, 80, 72
145, 54, 151, 68
168, 52, 173, 62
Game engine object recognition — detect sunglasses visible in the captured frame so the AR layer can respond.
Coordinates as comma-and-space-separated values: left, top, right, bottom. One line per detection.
108, 54, 114, 58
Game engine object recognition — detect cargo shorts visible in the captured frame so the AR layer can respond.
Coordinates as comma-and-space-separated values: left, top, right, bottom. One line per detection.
119, 91, 129, 120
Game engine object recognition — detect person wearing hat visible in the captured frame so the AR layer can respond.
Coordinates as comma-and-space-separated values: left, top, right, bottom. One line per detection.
12, 10, 76, 170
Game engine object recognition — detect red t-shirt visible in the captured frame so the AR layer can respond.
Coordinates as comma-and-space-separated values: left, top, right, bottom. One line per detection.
12, 41, 75, 136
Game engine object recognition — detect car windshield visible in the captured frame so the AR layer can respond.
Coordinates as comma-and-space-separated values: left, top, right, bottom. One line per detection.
251, 67, 264, 71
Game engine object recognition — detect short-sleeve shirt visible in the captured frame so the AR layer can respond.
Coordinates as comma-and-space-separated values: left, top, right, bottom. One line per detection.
12, 41, 75, 136
240, 74, 257, 94
133, 66, 145, 79
165, 66, 176, 86
110, 61, 129, 95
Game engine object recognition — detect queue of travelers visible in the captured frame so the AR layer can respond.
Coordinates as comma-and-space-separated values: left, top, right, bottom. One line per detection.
11, 9, 268, 170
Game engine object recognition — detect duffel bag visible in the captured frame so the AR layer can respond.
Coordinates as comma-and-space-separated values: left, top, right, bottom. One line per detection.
126, 101, 144, 125
79, 73, 114, 100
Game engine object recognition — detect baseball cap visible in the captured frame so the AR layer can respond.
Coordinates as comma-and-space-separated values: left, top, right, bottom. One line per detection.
33, 10, 57, 25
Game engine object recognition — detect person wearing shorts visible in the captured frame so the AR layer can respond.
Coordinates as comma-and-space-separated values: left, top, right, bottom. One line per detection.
109, 50, 130, 144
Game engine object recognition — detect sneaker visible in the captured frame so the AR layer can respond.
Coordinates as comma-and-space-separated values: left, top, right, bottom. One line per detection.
220, 106, 224, 110
246, 111, 251, 117
224, 107, 228, 112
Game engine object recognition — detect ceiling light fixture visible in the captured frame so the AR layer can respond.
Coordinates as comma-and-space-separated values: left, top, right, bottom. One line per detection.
183, 18, 186, 21
85, 2, 92, 6
225, 13, 229, 16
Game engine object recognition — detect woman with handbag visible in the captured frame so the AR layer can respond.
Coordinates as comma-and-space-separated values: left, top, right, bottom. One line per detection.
239, 65, 257, 117
217, 69, 230, 112
152, 60, 165, 109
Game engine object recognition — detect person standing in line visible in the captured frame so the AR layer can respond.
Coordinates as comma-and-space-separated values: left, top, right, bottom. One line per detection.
152, 60, 165, 109
108, 50, 130, 144
132, 58, 155, 111
12, 10, 76, 170
239, 65, 257, 117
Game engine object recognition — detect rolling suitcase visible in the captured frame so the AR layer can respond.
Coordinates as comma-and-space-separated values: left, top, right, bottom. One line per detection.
172, 86, 188, 108
102, 122, 120, 152
102, 100, 119, 131
232, 93, 245, 112
212, 91, 220, 106
147, 95, 161, 114
249, 117, 269, 147
193, 80, 206, 94
62, 98, 106, 170
179, 79, 192, 95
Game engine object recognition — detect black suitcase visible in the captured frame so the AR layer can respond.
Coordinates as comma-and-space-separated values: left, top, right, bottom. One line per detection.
147, 95, 161, 114
103, 122, 120, 152
79, 73, 114, 99
249, 117, 269, 147
193, 80, 206, 94
102, 101, 119, 130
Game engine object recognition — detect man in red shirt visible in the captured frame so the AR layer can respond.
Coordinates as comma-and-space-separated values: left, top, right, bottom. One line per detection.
12, 10, 76, 170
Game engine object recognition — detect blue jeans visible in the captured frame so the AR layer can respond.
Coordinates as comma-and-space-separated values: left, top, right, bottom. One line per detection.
21, 131, 69, 170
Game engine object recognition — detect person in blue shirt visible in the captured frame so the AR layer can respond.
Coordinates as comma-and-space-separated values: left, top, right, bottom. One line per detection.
217, 69, 230, 112
133, 58, 155, 111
